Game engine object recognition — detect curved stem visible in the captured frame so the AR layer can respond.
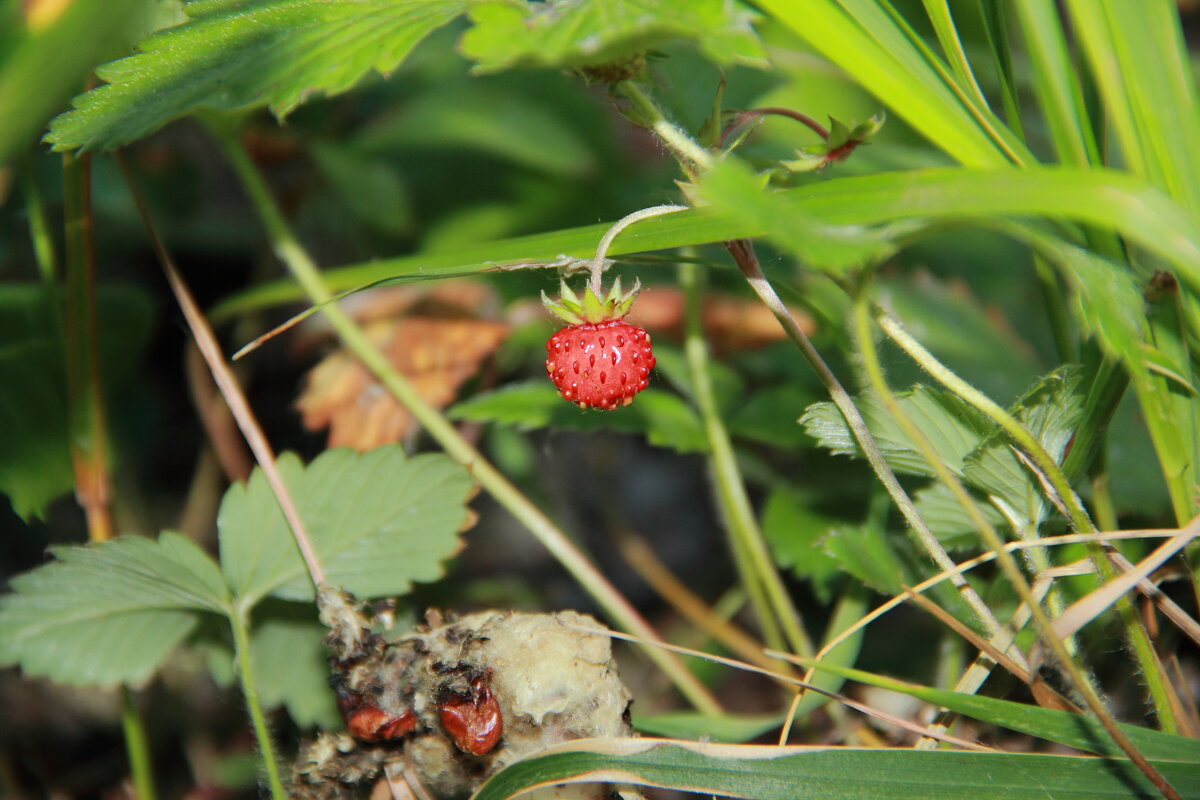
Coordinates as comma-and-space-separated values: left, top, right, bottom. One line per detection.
590, 204, 687, 294
211, 125, 721, 715
231, 609, 286, 800
721, 107, 829, 147
680, 259, 813, 659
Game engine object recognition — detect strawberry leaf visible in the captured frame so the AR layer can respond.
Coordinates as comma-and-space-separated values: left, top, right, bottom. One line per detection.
47, 0, 467, 152
218, 446, 473, 608
800, 387, 991, 480
460, 0, 765, 74
0, 533, 228, 686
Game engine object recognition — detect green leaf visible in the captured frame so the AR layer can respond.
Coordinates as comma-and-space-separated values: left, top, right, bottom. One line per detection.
251, 601, 339, 729
726, 384, 815, 448
449, 381, 708, 454
472, 739, 1200, 800
47, 0, 467, 151
796, 659, 1200, 763
761, 487, 840, 601
822, 524, 909, 596
218, 446, 473, 608
911, 482, 1007, 552
962, 366, 1084, 530
460, 0, 765, 74
0, 533, 228, 686
0, 339, 73, 520
799, 387, 989, 480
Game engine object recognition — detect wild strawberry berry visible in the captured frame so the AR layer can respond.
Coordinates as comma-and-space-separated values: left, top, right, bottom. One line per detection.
542, 278, 655, 410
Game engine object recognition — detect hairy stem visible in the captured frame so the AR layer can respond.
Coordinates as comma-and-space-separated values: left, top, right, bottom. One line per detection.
680, 259, 813, 658
231, 609, 286, 800
119, 687, 156, 800
211, 125, 720, 715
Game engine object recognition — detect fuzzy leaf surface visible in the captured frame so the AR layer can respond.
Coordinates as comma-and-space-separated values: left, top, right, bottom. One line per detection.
799, 387, 990, 479
449, 381, 707, 453
962, 366, 1084, 530
218, 446, 472, 607
0, 533, 228, 686
47, 0, 467, 151
460, 0, 764, 73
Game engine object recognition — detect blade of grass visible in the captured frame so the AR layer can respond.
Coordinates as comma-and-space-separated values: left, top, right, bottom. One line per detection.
921, 0, 987, 106
976, 1, 1024, 141
757, 0, 1015, 167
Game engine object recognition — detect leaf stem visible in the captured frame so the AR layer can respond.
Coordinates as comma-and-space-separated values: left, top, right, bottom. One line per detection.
679, 259, 813, 659
210, 125, 721, 715
119, 687, 156, 800
617, 81, 712, 173
62, 151, 113, 542
231, 609, 286, 800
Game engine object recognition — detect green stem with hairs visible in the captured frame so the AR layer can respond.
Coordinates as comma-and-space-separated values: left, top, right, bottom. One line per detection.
210, 124, 720, 715
119, 687, 157, 800
680, 259, 813, 659
231, 608, 285, 800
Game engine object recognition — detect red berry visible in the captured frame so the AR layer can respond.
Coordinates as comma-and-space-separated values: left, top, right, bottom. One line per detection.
438, 675, 503, 756
545, 320, 655, 410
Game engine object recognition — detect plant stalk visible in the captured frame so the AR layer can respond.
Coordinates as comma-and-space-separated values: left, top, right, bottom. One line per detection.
679, 259, 813, 659
119, 687, 157, 800
62, 151, 113, 542
211, 125, 721, 715
231, 609, 286, 800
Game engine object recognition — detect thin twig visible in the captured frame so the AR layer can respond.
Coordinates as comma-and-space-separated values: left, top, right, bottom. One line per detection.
116, 151, 326, 590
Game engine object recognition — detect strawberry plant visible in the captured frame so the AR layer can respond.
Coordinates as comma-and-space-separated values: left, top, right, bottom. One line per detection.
1, 1, 1200, 799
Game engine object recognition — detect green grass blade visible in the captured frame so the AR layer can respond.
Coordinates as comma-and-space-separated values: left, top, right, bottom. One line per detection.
472, 739, 1200, 800
921, 0, 987, 110
794, 658, 1200, 762
215, 166, 1200, 320
1065, 1, 1200, 215
976, 1, 1025, 141
1012, 0, 1100, 167
755, 0, 1012, 167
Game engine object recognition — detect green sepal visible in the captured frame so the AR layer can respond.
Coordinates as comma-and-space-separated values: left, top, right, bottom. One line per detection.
582, 283, 607, 320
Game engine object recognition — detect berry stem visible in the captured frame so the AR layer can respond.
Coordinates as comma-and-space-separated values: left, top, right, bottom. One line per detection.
590, 204, 688, 295
211, 125, 722, 717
